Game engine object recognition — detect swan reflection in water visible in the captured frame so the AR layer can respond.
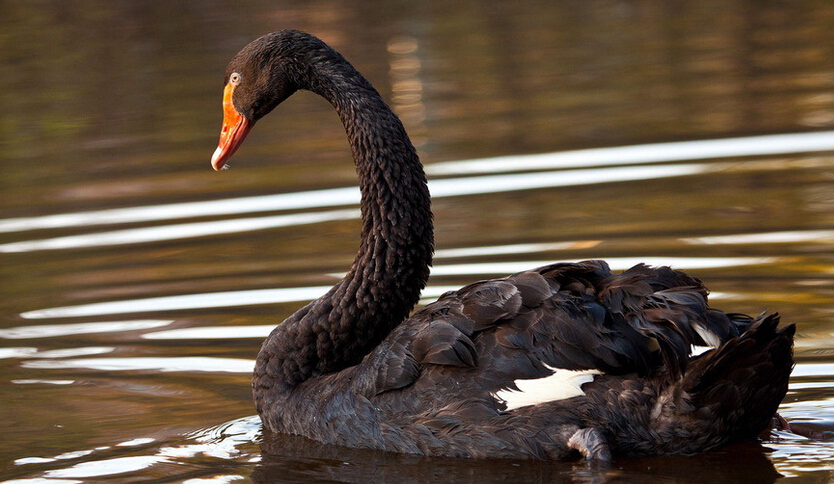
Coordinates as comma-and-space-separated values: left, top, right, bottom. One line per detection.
252, 431, 784, 484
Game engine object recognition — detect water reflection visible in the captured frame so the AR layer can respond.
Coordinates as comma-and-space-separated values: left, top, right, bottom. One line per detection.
0, 209, 361, 253
434, 241, 601, 258
143, 325, 276, 340
6, 414, 804, 484
42, 455, 168, 480
9, 416, 261, 484
3, 0, 834, 482
0, 161, 707, 253
11, 380, 75, 386
252, 432, 785, 484
18, 286, 335, 319
0, 347, 113, 360
18, 256, 770, 320
22, 355, 253, 373
685, 229, 834, 246
427, 256, 776, 276
0, 188, 360, 234
790, 363, 834, 379
3, 130, 832, 254
426, 130, 834, 175
9, 130, 832, 236
387, 35, 428, 147
0, 320, 172, 339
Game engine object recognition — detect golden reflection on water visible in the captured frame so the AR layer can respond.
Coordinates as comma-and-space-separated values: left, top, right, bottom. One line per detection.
2, 0, 834, 482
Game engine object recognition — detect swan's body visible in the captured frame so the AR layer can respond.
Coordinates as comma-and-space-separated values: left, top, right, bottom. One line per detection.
211, 30, 794, 460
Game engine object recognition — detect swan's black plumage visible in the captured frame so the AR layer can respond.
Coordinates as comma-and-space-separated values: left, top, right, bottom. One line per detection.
211, 30, 795, 459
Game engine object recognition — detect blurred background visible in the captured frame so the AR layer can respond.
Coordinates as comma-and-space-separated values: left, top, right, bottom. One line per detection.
1, 1, 833, 482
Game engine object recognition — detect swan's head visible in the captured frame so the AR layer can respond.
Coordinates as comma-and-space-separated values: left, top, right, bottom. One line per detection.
211, 31, 309, 171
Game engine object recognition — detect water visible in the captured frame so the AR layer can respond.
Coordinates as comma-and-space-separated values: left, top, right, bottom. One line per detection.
2, 1, 834, 482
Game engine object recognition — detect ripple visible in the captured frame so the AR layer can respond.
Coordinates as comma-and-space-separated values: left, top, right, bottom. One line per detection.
427, 257, 777, 276
19, 257, 770, 320
0, 187, 360, 234
2, 478, 81, 484
791, 362, 834, 378
429, 163, 706, 198
5, 131, 834, 240
433, 241, 601, 259
42, 455, 168, 479
8, 417, 261, 483
770, 438, 834, 477
426, 130, 834, 175
29, 347, 114, 358
19, 286, 336, 319
142, 325, 275, 340
182, 476, 245, 484
21, 356, 254, 373
0, 347, 113, 360
0, 163, 707, 253
0, 347, 37, 359
185, 416, 263, 459
0, 320, 173, 339
0, 209, 361, 253
683, 229, 834, 245
11, 379, 75, 385
19, 285, 460, 320
117, 438, 156, 447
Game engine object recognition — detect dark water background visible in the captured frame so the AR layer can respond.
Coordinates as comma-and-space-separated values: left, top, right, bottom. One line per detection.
2, 1, 834, 482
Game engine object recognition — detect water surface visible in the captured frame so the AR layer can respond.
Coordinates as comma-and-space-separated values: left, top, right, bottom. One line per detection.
2, 1, 834, 482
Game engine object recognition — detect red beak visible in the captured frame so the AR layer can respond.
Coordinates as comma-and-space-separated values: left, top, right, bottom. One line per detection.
211, 82, 253, 171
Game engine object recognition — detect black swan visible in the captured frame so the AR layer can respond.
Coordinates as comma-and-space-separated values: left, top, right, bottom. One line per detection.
210, 30, 795, 460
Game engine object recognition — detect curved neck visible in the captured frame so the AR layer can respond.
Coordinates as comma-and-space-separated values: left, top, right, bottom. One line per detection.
253, 46, 434, 402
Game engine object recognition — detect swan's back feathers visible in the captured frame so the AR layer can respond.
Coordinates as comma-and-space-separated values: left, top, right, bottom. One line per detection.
583, 313, 795, 456
683, 314, 795, 437
365, 265, 794, 457
412, 319, 478, 368
370, 260, 756, 407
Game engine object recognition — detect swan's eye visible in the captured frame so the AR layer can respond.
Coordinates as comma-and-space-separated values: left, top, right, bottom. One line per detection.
229, 72, 242, 86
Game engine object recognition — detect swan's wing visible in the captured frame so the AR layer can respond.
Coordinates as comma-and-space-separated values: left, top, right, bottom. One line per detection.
370, 260, 747, 406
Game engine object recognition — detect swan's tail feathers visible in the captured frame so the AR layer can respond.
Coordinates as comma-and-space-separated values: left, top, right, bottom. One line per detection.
682, 313, 795, 441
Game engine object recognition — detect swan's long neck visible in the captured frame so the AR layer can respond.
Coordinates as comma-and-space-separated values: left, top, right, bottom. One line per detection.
253, 45, 433, 403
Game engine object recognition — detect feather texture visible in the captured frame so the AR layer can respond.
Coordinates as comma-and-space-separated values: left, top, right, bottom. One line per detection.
210, 30, 796, 460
